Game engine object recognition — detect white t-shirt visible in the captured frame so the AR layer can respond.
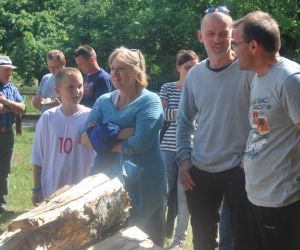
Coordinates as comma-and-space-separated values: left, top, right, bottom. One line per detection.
32, 105, 96, 198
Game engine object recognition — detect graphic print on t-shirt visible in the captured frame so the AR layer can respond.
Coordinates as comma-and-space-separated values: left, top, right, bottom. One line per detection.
246, 96, 271, 157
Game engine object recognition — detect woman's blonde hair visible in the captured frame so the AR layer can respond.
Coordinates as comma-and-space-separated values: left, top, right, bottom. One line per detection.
109, 47, 148, 89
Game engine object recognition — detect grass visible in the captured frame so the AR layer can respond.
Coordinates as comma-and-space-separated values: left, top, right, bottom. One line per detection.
0, 127, 34, 233
0, 125, 194, 249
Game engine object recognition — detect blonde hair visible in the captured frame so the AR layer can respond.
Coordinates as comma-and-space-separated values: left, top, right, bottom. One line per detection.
55, 67, 82, 87
109, 46, 148, 89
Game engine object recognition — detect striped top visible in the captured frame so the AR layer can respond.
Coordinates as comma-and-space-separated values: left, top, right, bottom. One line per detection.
160, 82, 182, 151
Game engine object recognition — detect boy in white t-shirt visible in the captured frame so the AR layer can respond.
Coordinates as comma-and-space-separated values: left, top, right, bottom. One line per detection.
31, 67, 95, 205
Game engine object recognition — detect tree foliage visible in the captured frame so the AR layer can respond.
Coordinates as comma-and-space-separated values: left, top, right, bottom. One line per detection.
0, 0, 299, 88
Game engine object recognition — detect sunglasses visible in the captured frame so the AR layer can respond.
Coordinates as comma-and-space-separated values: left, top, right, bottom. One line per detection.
204, 6, 230, 15
130, 49, 142, 68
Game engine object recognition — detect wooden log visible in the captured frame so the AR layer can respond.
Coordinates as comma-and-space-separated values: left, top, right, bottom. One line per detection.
85, 226, 163, 250
0, 174, 131, 250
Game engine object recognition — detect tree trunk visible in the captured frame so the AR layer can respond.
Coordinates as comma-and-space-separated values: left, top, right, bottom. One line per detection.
0, 174, 131, 250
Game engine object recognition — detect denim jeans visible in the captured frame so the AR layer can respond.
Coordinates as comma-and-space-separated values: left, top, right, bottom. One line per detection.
219, 197, 234, 250
163, 150, 190, 239
175, 176, 190, 239
186, 166, 251, 250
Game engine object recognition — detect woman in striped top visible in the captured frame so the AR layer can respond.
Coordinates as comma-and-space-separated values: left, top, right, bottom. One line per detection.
160, 50, 199, 250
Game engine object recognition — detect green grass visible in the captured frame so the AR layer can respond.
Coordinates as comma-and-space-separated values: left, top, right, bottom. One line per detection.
0, 127, 34, 233
23, 94, 40, 115
0, 126, 194, 249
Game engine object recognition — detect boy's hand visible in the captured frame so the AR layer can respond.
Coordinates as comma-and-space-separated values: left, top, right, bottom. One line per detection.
31, 192, 44, 206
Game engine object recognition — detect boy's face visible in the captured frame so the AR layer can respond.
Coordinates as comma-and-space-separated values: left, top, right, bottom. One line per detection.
56, 74, 84, 105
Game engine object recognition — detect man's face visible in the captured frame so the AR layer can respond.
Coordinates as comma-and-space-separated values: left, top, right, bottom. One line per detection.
75, 56, 91, 74
48, 59, 64, 76
198, 14, 232, 58
232, 24, 253, 70
0, 67, 13, 84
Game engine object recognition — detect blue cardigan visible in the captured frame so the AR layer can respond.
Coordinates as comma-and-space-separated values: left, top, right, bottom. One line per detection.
82, 88, 167, 227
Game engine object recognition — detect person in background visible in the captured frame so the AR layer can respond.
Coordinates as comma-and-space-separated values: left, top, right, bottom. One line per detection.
32, 50, 66, 112
74, 45, 113, 108
233, 11, 300, 250
176, 7, 254, 250
81, 47, 167, 247
0, 55, 26, 212
31, 67, 95, 205
160, 49, 199, 250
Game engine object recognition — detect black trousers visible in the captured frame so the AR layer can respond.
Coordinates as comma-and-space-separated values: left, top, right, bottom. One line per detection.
248, 199, 300, 250
186, 166, 251, 250
0, 130, 14, 204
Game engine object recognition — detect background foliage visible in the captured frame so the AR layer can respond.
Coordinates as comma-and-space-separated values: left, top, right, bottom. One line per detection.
0, 0, 299, 90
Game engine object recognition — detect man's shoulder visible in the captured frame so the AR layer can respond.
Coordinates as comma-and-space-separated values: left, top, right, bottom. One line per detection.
85, 69, 111, 83
2, 81, 19, 91
40, 73, 54, 84
97, 68, 111, 79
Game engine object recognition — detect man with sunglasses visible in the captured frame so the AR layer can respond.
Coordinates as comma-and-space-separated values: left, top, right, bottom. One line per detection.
233, 11, 300, 250
74, 45, 113, 108
176, 7, 253, 250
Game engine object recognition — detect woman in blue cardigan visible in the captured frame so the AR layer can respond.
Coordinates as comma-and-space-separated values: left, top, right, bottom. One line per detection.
81, 47, 167, 246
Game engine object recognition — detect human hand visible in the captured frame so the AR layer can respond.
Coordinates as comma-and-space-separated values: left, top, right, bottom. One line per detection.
31, 192, 44, 206
0, 92, 7, 104
32, 95, 42, 110
118, 127, 134, 139
179, 160, 195, 191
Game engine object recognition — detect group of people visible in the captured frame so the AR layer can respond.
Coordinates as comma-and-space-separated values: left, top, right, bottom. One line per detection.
0, 8, 299, 250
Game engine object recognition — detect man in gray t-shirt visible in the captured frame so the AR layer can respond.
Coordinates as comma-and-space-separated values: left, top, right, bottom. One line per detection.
233, 11, 300, 250
176, 8, 253, 250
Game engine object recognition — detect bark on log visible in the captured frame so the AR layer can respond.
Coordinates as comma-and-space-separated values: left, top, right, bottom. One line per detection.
85, 226, 163, 250
0, 174, 131, 250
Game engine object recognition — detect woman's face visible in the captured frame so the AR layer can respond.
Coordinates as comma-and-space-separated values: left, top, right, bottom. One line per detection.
110, 59, 136, 91
177, 59, 199, 80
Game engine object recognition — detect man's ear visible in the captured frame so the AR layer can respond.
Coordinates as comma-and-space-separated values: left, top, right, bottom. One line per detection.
197, 30, 203, 43
249, 40, 258, 51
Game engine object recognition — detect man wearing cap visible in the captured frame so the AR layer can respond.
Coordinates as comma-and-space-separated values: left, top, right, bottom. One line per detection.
0, 55, 26, 212
32, 50, 66, 113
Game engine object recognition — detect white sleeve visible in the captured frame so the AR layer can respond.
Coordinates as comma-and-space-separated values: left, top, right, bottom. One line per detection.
31, 115, 46, 166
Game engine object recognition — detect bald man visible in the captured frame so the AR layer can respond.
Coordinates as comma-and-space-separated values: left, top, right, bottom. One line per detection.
176, 7, 254, 250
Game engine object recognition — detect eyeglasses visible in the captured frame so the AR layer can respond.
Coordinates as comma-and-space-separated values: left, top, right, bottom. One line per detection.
231, 40, 248, 50
204, 6, 230, 15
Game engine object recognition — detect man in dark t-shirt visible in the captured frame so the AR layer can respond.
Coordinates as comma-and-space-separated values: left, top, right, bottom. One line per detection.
75, 45, 113, 108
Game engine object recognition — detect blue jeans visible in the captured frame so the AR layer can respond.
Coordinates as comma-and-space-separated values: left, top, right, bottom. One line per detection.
219, 197, 234, 250
163, 150, 190, 239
